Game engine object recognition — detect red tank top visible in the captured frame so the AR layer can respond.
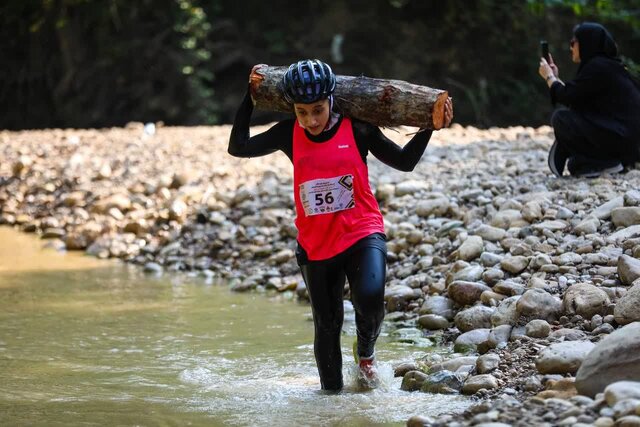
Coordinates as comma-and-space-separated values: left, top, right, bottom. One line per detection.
293, 117, 385, 261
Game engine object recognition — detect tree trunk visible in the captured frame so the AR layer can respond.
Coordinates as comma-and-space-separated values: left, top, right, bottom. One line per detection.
250, 66, 449, 130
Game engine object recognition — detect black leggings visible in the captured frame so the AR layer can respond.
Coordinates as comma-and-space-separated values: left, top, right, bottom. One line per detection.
297, 234, 386, 391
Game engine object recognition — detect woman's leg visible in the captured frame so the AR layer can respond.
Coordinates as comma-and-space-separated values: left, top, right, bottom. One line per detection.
344, 246, 386, 359
551, 109, 625, 176
299, 258, 346, 391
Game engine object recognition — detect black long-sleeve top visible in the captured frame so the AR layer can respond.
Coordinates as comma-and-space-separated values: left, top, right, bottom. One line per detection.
228, 90, 433, 172
550, 55, 640, 139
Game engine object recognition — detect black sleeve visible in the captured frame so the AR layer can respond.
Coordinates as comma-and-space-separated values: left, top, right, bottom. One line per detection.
227, 89, 294, 161
550, 61, 608, 106
352, 120, 433, 172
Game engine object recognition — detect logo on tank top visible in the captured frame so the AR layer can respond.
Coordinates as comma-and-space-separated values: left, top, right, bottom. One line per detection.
338, 144, 349, 148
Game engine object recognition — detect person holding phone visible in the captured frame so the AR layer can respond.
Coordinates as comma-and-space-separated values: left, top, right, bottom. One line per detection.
538, 22, 640, 178
228, 59, 452, 392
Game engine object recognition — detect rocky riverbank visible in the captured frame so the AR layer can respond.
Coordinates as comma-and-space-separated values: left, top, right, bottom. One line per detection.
2, 123, 640, 427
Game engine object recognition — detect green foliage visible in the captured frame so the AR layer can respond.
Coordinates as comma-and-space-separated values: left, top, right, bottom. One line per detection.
0, 0, 638, 129
0, 0, 218, 129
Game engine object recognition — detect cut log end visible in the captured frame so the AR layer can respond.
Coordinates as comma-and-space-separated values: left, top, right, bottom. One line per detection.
431, 91, 449, 130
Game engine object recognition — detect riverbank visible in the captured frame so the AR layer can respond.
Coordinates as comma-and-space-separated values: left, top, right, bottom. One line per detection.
2, 123, 640, 426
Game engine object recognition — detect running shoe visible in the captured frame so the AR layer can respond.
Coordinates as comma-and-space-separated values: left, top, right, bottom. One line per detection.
573, 161, 624, 178
357, 356, 380, 389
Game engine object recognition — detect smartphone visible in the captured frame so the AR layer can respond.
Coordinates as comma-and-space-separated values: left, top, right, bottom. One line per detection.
540, 40, 550, 62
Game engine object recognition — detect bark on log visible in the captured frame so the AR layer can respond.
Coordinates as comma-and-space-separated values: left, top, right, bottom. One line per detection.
250, 66, 449, 130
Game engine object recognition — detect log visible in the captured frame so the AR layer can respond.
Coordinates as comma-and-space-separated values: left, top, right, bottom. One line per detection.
250, 66, 450, 130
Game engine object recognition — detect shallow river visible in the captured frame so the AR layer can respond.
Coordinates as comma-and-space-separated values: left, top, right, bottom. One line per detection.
0, 227, 469, 426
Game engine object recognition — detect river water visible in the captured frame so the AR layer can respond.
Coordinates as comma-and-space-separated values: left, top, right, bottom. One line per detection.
0, 227, 469, 426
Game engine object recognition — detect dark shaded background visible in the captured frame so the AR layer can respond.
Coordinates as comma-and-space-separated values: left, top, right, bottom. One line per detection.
1, 0, 638, 130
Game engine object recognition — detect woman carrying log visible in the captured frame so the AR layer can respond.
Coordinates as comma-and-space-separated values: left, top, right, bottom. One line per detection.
539, 22, 640, 178
228, 59, 453, 392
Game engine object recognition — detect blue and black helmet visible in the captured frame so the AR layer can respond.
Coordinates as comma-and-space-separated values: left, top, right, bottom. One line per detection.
282, 59, 336, 104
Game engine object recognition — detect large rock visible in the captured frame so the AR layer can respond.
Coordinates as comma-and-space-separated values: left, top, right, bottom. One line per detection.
614, 282, 640, 325
516, 289, 563, 322
563, 283, 611, 318
618, 255, 640, 285
535, 341, 595, 375
576, 322, 640, 397
454, 305, 495, 332
447, 281, 491, 306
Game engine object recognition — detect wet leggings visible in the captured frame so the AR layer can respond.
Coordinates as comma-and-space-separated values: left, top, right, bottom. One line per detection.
298, 241, 386, 391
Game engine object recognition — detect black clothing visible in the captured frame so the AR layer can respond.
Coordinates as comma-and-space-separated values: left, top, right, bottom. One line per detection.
299, 234, 387, 391
548, 23, 640, 173
228, 90, 433, 172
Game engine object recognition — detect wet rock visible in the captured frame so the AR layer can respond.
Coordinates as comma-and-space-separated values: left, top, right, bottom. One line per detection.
143, 262, 162, 274
536, 341, 595, 374
401, 370, 429, 392
421, 370, 464, 394
576, 322, 640, 397
406, 415, 435, 427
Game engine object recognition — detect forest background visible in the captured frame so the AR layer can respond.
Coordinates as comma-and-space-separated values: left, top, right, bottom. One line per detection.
1, 0, 638, 130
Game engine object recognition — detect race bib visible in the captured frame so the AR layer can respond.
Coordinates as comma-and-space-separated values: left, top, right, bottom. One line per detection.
299, 174, 355, 216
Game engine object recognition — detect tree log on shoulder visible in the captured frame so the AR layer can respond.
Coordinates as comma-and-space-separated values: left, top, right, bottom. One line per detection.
250, 66, 450, 130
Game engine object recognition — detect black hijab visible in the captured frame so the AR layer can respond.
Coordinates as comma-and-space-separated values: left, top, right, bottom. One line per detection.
573, 22, 619, 72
